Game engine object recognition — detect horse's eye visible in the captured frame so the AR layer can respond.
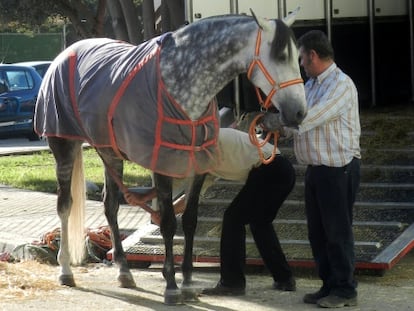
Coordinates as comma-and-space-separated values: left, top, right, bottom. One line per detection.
278, 54, 287, 61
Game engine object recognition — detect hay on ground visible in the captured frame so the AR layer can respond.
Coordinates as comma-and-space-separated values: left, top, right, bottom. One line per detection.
0, 260, 58, 301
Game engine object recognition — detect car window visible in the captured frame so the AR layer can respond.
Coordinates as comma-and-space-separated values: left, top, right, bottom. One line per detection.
34, 65, 50, 78
5, 70, 34, 91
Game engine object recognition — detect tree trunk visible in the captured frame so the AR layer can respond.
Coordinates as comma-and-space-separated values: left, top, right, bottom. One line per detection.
160, 1, 171, 33
162, 0, 185, 32
106, 0, 129, 42
92, 0, 107, 37
119, 0, 142, 44
143, 0, 155, 40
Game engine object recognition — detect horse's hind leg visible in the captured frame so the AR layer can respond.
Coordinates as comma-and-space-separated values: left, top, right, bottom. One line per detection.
97, 149, 136, 288
181, 174, 206, 301
48, 137, 84, 287
153, 173, 181, 304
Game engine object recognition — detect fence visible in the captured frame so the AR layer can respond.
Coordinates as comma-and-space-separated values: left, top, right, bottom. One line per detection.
0, 33, 63, 63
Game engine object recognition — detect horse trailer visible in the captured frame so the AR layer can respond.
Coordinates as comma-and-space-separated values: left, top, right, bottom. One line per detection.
184, 0, 414, 108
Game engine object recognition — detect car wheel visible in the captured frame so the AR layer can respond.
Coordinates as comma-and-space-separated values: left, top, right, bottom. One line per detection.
27, 115, 41, 141
27, 130, 41, 141
28, 124, 40, 141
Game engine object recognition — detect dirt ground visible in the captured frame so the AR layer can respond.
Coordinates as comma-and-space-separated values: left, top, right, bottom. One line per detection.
1, 249, 414, 311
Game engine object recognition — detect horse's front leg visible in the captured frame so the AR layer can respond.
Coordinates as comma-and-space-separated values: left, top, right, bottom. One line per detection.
100, 151, 136, 288
154, 173, 181, 304
181, 174, 206, 301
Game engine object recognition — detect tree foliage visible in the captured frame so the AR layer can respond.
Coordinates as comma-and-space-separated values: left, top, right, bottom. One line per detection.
0, 0, 185, 44
0, 0, 104, 38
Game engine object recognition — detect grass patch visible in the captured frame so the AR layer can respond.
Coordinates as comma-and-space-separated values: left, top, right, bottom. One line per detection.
0, 148, 152, 195
0, 105, 412, 192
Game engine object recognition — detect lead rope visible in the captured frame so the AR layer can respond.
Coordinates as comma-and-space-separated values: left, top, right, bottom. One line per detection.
248, 113, 279, 165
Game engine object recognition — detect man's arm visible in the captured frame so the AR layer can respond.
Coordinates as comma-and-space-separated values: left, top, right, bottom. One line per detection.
299, 79, 357, 133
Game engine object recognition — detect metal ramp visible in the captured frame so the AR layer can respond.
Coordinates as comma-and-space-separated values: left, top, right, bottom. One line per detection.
116, 155, 414, 274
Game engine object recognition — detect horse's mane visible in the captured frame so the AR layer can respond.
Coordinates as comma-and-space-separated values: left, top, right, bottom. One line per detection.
185, 15, 295, 62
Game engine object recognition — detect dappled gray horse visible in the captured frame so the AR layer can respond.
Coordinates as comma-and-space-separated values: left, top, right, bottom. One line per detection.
34, 10, 306, 304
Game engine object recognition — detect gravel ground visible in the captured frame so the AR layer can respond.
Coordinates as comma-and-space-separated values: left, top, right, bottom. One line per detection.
1, 249, 414, 311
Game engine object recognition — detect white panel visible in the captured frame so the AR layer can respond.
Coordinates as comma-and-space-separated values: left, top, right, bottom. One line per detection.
237, 0, 279, 19
192, 0, 231, 20
375, 0, 408, 16
285, 0, 325, 20
332, 0, 368, 18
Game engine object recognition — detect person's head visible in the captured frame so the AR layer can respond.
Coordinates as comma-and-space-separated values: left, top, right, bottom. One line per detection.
297, 30, 334, 78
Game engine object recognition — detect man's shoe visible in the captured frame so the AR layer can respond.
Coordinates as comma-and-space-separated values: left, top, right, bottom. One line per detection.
201, 283, 245, 296
273, 277, 296, 291
303, 289, 329, 304
317, 295, 358, 308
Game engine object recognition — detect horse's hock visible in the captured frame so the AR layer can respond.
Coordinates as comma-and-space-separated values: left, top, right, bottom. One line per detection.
122, 106, 414, 274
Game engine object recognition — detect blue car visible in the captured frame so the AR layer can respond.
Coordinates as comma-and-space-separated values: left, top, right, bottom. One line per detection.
14, 61, 52, 78
0, 64, 43, 140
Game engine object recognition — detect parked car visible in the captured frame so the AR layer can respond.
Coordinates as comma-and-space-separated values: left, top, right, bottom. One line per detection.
14, 61, 52, 78
0, 64, 43, 140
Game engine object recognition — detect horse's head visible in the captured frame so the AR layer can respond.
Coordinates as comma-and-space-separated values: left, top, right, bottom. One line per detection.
247, 9, 306, 129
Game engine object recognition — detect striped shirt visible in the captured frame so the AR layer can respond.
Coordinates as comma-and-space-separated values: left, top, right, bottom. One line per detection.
293, 63, 361, 167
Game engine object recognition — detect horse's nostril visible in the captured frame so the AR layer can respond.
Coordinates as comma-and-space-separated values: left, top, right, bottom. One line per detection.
296, 111, 305, 123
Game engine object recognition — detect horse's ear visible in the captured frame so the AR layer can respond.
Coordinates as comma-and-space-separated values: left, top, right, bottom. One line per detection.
283, 6, 301, 27
250, 8, 272, 32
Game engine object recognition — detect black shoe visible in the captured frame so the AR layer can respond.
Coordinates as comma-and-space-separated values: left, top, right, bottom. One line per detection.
317, 294, 358, 308
273, 277, 296, 291
303, 289, 330, 304
201, 283, 245, 296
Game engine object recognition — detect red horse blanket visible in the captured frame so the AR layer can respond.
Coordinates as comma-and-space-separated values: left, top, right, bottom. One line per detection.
35, 35, 220, 178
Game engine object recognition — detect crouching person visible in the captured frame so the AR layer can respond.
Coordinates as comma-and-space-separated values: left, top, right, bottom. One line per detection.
201, 127, 296, 296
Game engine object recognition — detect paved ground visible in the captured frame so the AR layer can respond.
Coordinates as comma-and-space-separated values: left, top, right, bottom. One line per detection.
1, 184, 414, 310
0, 250, 414, 310
0, 138, 414, 310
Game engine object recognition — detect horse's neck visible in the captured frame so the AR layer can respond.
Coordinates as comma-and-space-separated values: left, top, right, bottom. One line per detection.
160, 18, 257, 119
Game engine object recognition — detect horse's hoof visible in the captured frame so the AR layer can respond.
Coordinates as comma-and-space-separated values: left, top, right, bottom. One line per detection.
181, 287, 200, 302
164, 289, 183, 305
59, 275, 76, 287
118, 273, 136, 288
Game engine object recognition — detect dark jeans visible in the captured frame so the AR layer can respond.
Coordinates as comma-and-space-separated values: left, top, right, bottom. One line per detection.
305, 158, 361, 298
219, 155, 296, 288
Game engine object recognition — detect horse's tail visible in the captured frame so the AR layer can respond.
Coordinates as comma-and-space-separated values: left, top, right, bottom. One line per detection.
68, 147, 86, 265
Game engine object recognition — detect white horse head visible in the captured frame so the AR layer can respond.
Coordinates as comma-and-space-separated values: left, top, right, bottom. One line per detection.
248, 8, 306, 128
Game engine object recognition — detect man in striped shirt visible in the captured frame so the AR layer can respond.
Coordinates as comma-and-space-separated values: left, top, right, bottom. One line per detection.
293, 30, 361, 308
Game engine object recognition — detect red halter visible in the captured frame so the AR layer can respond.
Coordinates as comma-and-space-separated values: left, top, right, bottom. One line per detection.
246, 28, 303, 110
